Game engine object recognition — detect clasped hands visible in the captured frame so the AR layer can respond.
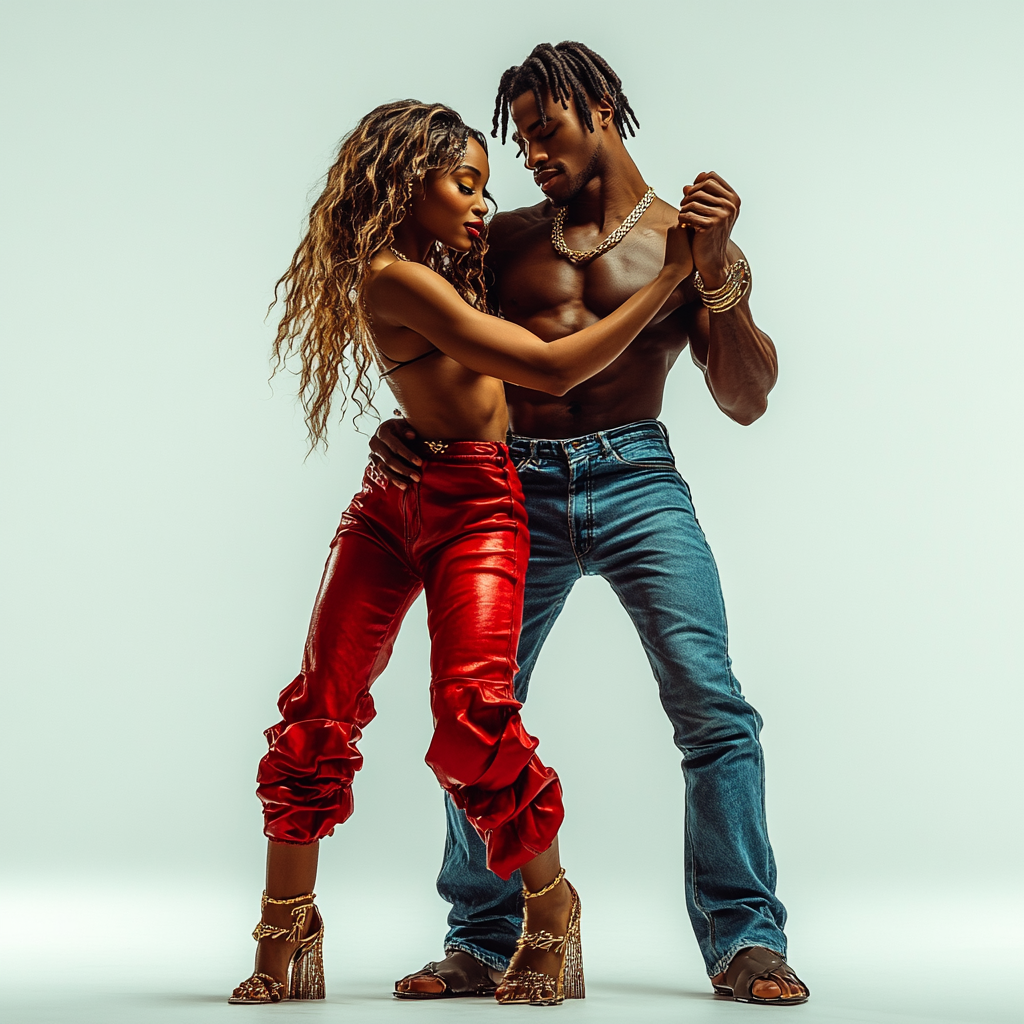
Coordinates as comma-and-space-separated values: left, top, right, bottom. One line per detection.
677, 171, 741, 290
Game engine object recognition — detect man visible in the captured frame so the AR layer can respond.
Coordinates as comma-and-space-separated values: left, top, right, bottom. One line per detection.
373, 41, 808, 1005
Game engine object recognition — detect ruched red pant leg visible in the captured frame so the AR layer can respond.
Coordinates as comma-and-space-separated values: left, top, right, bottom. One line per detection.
256, 444, 563, 879
255, 523, 421, 848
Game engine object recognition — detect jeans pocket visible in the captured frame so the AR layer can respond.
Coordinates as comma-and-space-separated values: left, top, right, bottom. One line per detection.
608, 436, 676, 468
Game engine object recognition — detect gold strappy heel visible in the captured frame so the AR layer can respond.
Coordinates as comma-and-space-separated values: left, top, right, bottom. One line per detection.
228, 891, 325, 1004
496, 868, 584, 1006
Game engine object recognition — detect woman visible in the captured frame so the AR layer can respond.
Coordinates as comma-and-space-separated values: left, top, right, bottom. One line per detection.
229, 100, 690, 1007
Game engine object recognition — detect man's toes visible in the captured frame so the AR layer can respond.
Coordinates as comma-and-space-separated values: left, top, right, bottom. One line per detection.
751, 978, 783, 1000
783, 977, 808, 999
403, 975, 446, 995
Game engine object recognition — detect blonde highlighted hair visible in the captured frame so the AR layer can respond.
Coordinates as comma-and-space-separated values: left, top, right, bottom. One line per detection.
270, 100, 490, 449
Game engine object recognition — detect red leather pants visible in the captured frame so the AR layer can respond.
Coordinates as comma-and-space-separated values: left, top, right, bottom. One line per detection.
256, 443, 563, 879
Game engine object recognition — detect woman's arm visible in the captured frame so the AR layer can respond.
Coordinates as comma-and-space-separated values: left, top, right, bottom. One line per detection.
368, 225, 690, 395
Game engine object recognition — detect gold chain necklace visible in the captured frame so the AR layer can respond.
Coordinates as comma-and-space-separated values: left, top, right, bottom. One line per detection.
389, 246, 410, 262
551, 187, 656, 265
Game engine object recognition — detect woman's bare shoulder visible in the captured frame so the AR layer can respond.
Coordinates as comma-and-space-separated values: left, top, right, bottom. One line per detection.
366, 259, 465, 327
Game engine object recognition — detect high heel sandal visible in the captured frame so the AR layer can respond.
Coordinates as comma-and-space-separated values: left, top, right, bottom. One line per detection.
496, 868, 585, 1006
228, 891, 325, 1004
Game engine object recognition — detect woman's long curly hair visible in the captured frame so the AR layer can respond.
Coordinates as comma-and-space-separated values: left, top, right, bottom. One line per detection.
270, 100, 490, 450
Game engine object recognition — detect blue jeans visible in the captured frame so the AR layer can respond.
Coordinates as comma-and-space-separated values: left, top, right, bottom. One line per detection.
437, 420, 787, 978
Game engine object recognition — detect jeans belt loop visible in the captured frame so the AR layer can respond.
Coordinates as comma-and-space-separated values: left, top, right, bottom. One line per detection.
598, 431, 615, 457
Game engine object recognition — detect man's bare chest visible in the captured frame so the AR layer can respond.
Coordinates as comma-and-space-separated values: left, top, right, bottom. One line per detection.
495, 224, 684, 335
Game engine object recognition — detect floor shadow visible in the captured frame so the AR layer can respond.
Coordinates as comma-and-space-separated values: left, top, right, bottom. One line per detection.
125, 993, 228, 1004
592, 980, 711, 1000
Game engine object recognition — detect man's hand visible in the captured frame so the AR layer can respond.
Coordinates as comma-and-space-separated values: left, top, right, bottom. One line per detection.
679, 171, 740, 289
369, 417, 422, 490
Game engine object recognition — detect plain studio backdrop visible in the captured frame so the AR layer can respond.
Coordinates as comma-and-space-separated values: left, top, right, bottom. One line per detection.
1, 2, 1021, 1023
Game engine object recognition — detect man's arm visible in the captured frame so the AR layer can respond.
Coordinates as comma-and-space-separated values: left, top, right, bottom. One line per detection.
368, 416, 421, 489
679, 173, 778, 425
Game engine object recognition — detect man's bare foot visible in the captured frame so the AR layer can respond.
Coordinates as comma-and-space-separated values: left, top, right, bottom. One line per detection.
712, 946, 809, 1004
394, 950, 504, 998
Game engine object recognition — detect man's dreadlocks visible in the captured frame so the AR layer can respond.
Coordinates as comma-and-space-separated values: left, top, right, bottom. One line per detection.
492, 41, 640, 145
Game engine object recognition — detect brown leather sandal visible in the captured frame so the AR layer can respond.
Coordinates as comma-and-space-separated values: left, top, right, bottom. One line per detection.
713, 946, 809, 1005
393, 950, 502, 999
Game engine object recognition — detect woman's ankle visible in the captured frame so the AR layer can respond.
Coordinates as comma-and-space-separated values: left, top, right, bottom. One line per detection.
523, 879, 573, 922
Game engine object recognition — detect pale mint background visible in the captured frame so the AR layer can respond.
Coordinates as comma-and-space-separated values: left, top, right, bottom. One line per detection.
1, 3, 1022, 1022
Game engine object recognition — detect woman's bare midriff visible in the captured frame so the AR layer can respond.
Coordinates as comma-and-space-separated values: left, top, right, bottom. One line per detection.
375, 340, 510, 442
364, 257, 511, 441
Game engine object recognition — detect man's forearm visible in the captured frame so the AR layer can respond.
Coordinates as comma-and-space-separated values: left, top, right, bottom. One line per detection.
679, 172, 777, 425
705, 305, 778, 425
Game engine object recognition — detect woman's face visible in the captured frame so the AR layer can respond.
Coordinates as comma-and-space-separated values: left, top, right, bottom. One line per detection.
411, 136, 490, 251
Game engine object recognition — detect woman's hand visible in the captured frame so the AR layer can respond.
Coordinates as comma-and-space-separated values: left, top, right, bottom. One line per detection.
664, 220, 693, 281
369, 417, 422, 489
679, 171, 740, 289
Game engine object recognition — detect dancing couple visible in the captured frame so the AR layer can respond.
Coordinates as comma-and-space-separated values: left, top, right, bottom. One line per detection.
229, 41, 808, 1009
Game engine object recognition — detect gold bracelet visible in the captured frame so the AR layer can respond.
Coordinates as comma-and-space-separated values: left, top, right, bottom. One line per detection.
694, 259, 750, 313
694, 262, 741, 299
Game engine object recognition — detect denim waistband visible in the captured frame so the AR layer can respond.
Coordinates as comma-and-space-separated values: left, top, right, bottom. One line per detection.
508, 419, 669, 460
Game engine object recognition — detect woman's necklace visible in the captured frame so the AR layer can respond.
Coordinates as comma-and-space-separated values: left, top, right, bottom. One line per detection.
389, 246, 410, 262
550, 186, 656, 265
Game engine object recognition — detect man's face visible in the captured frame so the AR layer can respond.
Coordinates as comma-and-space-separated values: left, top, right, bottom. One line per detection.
510, 90, 604, 206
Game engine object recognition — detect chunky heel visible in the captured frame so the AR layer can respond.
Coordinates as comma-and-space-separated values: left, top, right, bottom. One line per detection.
496, 869, 585, 1006
229, 891, 325, 1004
288, 923, 325, 999
560, 884, 585, 1000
